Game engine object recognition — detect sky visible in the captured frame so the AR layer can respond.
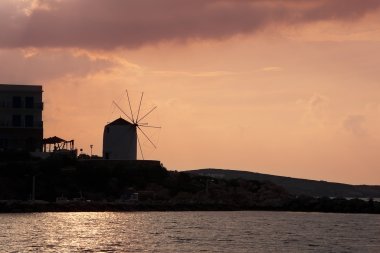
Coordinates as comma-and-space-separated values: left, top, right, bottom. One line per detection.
1, 0, 380, 184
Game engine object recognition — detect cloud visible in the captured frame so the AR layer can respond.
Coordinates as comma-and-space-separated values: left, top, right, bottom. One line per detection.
296, 94, 331, 128
0, 49, 117, 83
258, 67, 283, 72
306, 93, 329, 117
343, 114, 367, 136
1, 0, 380, 50
151, 70, 237, 77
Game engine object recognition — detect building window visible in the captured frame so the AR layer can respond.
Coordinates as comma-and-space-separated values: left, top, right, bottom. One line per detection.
12, 96, 22, 108
12, 115, 22, 127
25, 115, 34, 127
25, 97, 34, 108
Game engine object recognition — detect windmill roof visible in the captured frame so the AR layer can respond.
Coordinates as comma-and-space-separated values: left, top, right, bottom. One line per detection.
107, 117, 133, 126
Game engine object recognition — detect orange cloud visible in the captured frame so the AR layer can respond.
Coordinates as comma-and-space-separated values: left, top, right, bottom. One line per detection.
0, 49, 116, 83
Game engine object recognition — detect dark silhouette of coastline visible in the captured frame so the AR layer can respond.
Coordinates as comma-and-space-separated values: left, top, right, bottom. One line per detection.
0, 153, 379, 214
188, 168, 380, 198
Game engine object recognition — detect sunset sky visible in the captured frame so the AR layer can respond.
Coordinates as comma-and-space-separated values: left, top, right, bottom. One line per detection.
1, 0, 380, 184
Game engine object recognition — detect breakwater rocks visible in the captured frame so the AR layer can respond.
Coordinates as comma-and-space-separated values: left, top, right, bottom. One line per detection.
0, 197, 379, 214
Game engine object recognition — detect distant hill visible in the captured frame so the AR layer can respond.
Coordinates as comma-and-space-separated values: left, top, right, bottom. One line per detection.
187, 169, 380, 198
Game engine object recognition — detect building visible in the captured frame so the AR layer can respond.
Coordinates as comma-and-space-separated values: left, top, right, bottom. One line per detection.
0, 84, 43, 152
103, 117, 137, 160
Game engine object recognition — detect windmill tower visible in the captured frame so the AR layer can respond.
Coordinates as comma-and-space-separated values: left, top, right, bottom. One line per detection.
103, 90, 160, 160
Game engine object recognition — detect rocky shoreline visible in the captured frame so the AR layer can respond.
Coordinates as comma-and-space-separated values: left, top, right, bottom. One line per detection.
1, 196, 379, 214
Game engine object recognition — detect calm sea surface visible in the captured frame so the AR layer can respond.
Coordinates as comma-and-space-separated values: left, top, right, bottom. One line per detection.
0, 211, 379, 252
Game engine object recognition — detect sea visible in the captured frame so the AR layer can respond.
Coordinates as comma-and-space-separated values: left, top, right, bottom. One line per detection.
0, 211, 379, 252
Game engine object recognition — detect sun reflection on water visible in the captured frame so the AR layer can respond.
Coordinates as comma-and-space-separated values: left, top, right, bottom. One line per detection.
0, 212, 379, 252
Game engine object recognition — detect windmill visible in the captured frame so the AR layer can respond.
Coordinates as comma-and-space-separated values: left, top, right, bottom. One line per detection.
103, 90, 160, 160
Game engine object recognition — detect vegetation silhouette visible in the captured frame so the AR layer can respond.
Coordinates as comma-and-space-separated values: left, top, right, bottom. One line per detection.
0, 153, 379, 213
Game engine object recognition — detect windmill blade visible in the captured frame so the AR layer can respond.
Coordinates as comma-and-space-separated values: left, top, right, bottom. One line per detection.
137, 125, 157, 149
139, 125, 161, 129
137, 133, 144, 160
125, 89, 135, 123
137, 106, 157, 123
113, 101, 133, 123
136, 92, 144, 122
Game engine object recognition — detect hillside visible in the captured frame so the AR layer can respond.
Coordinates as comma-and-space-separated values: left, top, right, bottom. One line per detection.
187, 169, 380, 198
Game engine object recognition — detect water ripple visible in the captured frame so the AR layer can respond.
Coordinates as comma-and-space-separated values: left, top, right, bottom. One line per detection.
0, 211, 379, 252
